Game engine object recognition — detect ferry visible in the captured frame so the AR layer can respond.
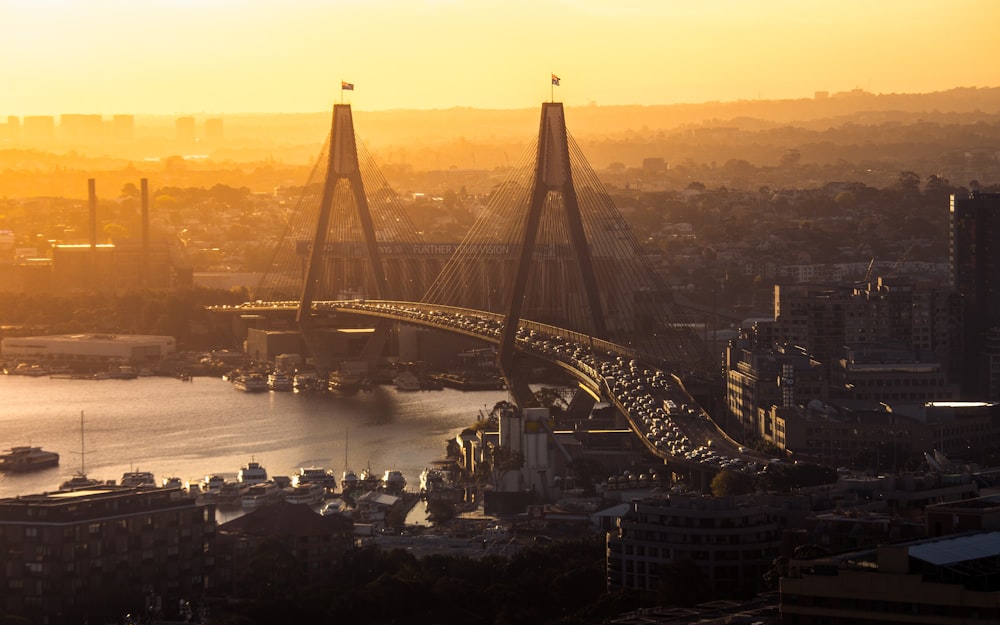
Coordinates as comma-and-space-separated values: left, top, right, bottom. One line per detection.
0, 446, 60, 472
233, 373, 268, 392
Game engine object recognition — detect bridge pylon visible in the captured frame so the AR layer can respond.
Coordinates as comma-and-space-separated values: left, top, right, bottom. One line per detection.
497, 102, 607, 406
297, 104, 391, 375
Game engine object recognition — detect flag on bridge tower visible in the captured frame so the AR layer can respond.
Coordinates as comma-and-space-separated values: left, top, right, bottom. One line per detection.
551, 74, 560, 86
341, 81, 354, 91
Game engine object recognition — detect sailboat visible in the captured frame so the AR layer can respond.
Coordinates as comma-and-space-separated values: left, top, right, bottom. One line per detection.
59, 411, 103, 491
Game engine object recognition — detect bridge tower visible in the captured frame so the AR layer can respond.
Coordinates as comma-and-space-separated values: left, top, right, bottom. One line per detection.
297, 105, 391, 376
498, 103, 607, 405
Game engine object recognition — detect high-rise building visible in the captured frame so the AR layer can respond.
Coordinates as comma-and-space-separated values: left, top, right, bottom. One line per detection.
112, 114, 135, 141
950, 191, 1000, 399
204, 117, 223, 144
175, 116, 196, 145
59, 113, 104, 145
22, 115, 55, 144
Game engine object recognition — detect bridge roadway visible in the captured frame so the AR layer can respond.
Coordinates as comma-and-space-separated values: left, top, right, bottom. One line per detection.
230, 299, 759, 478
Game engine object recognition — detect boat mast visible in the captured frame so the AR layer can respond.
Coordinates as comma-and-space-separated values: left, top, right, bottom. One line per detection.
79, 410, 85, 475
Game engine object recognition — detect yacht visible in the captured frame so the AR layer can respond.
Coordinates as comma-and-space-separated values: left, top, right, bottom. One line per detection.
381, 469, 407, 494
267, 371, 293, 391
241, 482, 283, 509
237, 459, 268, 485
119, 470, 156, 487
291, 467, 338, 492
292, 372, 318, 392
284, 482, 325, 506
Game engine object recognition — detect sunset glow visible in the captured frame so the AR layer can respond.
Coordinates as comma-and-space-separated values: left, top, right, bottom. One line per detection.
2, 0, 998, 114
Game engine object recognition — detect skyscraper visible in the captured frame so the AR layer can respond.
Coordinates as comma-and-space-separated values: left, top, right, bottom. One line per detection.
950, 191, 1000, 399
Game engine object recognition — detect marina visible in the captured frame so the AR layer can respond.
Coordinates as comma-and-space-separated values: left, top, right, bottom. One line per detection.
0, 373, 506, 523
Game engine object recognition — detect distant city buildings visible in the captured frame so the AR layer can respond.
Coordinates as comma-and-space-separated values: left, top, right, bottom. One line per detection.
951, 191, 1000, 400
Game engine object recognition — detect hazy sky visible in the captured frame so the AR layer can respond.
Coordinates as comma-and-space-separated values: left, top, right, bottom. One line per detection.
2, 0, 997, 115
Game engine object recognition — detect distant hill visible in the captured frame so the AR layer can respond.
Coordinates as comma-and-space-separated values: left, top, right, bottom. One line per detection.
207, 85, 1000, 145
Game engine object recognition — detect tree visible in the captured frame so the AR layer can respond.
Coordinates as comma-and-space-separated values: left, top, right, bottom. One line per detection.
710, 469, 754, 496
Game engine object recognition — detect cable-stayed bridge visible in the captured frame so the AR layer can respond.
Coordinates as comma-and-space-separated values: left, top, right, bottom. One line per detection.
234, 102, 741, 478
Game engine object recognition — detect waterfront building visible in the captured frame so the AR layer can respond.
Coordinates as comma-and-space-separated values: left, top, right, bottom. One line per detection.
951, 191, 1000, 399
606, 494, 807, 598
0, 333, 176, 370
780, 532, 1000, 625
0, 486, 214, 625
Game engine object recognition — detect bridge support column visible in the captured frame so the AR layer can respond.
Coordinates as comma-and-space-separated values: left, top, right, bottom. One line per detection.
565, 388, 597, 421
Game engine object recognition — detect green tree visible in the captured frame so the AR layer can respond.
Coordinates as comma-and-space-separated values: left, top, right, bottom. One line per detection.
710, 469, 754, 496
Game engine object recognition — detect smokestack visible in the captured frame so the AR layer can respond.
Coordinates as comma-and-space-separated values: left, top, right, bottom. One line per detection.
141, 178, 149, 286
88, 178, 97, 249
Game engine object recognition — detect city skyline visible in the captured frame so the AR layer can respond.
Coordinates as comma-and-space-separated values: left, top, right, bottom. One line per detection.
2, 0, 998, 116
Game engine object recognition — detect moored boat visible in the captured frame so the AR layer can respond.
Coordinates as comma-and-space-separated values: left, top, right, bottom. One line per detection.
233, 373, 268, 392
241, 481, 283, 509
381, 469, 407, 494
292, 466, 338, 492
267, 371, 293, 391
119, 469, 156, 487
237, 459, 268, 485
283, 482, 325, 506
0, 446, 60, 472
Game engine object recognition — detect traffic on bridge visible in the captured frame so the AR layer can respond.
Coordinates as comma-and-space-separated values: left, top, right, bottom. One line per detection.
236, 298, 762, 477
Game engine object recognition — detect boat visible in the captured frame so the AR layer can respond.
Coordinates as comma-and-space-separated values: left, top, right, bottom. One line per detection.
9, 362, 48, 376
341, 469, 359, 493
381, 469, 407, 494
283, 482, 325, 506
0, 446, 60, 472
328, 370, 366, 393
291, 467, 338, 492
119, 469, 156, 487
233, 373, 268, 392
59, 473, 106, 491
197, 474, 226, 494
292, 372, 318, 392
393, 371, 422, 392
59, 411, 102, 491
107, 365, 139, 380
161, 476, 184, 489
359, 467, 381, 491
241, 481, 283, 509
419, 467, 463, 503
237, 459, 268, 485
267, 371, 293, 391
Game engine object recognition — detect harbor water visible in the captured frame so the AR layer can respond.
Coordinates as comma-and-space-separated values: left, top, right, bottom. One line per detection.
0, 374, 508, 521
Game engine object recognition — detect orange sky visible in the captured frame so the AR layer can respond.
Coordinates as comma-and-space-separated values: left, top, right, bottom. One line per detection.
2, 0, 998, 115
